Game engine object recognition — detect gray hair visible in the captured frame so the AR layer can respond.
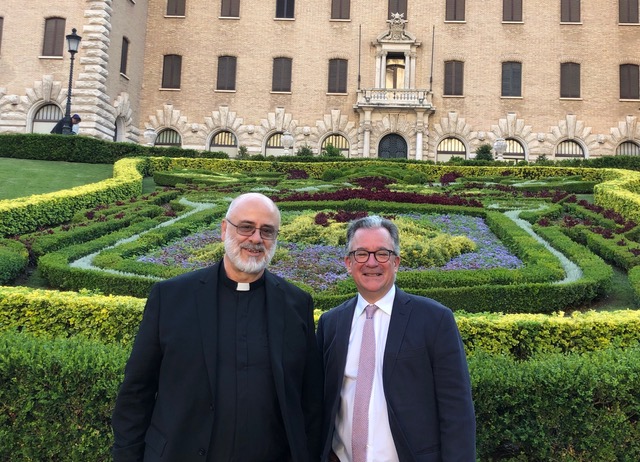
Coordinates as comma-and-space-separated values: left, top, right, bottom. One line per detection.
345, 215, 400, 255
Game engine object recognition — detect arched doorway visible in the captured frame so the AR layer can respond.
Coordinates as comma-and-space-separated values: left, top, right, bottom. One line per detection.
378, 133, 407, 159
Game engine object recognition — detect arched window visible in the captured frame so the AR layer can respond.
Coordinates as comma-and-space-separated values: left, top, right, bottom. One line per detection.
436, 137, 466, 162
504, 138, 526, 162
322, 134, 350, 157
265, 132, 287, 156
209, 130, 238, 157
155, 129, 181, 147
616, 141, 640, 156
554, 139, 584, 158
32, 104, 63, 133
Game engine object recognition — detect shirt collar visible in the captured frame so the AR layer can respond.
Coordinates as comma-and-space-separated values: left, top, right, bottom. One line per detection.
355, 285, 396, 318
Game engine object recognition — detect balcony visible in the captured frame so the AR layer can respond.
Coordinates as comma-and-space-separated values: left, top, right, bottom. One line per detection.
355, 88, 433, 110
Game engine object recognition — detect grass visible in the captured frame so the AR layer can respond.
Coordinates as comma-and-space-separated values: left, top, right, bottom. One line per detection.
0, 158, 114, 200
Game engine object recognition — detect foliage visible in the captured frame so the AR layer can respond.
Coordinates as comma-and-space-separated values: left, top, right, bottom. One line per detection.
320, 143, 342, 157
296, 144, 314, 157
474, 143, 494, 161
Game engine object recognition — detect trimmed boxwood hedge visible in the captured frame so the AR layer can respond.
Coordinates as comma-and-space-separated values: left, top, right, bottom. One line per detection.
1, 331, 639, 461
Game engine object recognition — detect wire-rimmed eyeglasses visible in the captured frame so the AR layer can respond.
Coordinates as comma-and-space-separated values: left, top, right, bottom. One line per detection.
348, 249, 396, 263
226, 219, 278, 240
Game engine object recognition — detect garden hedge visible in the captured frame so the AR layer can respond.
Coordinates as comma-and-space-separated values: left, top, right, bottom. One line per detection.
1, 331, 639, 461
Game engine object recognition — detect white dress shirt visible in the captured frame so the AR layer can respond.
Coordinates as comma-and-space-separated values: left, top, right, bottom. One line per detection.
333, 286, 400, 462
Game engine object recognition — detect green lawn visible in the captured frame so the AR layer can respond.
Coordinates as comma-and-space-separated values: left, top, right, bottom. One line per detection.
0, 158, 114, 200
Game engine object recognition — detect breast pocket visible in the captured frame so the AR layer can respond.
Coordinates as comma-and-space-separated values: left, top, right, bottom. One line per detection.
396, 345, 427, 360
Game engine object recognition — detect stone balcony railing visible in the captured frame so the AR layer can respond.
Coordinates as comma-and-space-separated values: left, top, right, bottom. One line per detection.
355, 88, 433, 109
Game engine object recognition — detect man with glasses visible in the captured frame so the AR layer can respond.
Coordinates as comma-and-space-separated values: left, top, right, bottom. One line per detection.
316, 215, 475, 462
112, 193, 323, 462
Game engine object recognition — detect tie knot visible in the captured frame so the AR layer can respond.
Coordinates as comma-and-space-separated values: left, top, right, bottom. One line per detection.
365, 304, 377, 319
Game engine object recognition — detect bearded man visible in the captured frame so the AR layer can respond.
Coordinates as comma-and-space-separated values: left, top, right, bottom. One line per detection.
111, 193, 323, 462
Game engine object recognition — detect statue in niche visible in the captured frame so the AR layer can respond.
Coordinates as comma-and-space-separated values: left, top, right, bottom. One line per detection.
386, 12, 409, 40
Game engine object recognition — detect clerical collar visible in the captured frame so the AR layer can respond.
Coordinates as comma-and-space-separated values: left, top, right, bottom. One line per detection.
220, 262, 265, 291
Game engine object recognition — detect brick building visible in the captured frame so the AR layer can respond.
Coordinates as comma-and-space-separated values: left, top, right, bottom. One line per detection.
1, 0, 640, 160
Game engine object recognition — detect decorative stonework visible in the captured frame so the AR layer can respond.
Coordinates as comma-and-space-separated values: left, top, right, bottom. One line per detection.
490, 112, 537, 160
202, 106, 244, 147
548, 114, 599, 158
429, 111, 476, 159
384, 13, 411, 41
314, 109, 359, 155
370, 113, 417, 158
113, 93, 139, 142
610, 116, 640, 149
257, 107, 299, 152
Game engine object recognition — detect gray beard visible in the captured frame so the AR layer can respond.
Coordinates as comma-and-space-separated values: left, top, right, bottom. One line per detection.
224, 236, 276, 274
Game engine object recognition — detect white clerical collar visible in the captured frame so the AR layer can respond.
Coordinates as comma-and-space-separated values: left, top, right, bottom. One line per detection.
236, 282, 250, 291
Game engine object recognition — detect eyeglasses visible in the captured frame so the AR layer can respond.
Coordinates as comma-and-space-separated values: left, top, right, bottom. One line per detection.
226, 219, 278, 240
348, 249, 396, 263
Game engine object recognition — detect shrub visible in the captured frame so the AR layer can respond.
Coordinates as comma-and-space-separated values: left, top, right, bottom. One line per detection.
474, 144, 494, 161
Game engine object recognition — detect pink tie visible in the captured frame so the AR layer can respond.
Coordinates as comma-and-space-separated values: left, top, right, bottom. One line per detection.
352, 304, 377, 462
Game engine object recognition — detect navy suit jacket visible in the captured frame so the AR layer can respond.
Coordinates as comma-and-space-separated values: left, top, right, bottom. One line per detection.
111, 263, 323, 462
316, 288, 475, 462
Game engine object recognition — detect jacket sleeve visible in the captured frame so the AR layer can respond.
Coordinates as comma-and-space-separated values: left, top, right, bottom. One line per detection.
111, 284, 163, 462
302, 295, 324, 461
433, 308, 476, 461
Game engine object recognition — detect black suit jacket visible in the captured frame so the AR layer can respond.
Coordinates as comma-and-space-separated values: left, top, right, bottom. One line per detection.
111, 263, 323, 462
316, 288, 475, 462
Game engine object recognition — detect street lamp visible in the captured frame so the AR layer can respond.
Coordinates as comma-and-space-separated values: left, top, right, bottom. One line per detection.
493, 137, 507, 162
281, 131, 294, 156
62, 28, 82, 135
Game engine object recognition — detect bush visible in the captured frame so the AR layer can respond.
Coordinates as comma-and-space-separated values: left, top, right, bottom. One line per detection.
296, 145, 314, 156
474, 144, 494, 161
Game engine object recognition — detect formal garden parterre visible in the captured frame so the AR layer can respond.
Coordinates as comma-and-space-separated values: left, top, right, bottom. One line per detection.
1, 138, 640, 461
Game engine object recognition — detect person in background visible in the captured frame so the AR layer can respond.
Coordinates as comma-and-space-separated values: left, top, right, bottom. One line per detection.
317, 215, 476, 462
111, 192, 323, 462
50, 113, 81, 134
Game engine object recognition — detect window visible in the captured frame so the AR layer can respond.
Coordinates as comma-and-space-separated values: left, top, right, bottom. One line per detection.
385, 54, 405, 89
322, 134, 350, 156
504, 139, 526, 161
120, 37, 129, 75
155, 129, 181, 146
166, 0, 186, 16
503, 0, 522, 21
0, 17, 3, 54
502, 62, 522, 97
331, 0, 350, 19
272, 57, 292, 92
276, 0, 294, 18
444, 61, 464, 96
617, 141, 640, 155
32, 104, 63, 133
328, 59, 348, 93
217, 56, 237, 91
560, 63, 580, 98
620, 64, 640, 99
437, 137, 466, 162
620, 0, 639, 23
445, 0, 465, 21
555, 140, 584, 158
42, 17, 65, 56
221, 0, 240, 17
210, 130, 238, 156
388, 0, 407, 18
162, 55, 182, 89
561, 0, 580, 22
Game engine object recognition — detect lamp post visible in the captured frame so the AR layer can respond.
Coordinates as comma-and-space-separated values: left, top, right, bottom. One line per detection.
493, 137, 507, 162
281, 131, 294, 156
62, 28, 82, 135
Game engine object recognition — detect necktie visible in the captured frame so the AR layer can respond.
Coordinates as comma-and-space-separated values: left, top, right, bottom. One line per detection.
352, 304, 377, 462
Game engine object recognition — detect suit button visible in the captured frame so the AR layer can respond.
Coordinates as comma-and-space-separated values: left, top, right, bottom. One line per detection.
198, 448, 206, 456
209, 403, 214, 411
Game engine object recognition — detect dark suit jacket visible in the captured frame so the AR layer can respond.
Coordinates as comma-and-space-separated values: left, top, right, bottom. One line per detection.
316, 288, 475, 462
111, 263, 323, 462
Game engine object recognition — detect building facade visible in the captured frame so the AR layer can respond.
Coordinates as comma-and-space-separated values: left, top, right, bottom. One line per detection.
1, 0, 640, 161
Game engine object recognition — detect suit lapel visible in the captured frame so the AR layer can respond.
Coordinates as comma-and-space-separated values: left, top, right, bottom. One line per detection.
196, 264, 220, 403
383, 289, 412, 384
